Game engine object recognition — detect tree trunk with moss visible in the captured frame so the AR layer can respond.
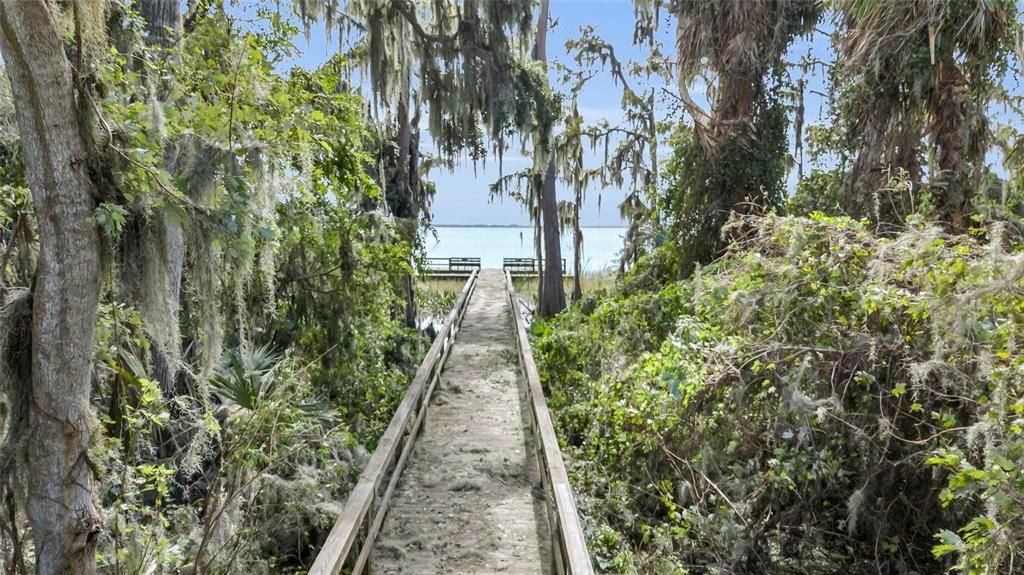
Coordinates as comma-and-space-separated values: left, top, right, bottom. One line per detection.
535, 0, 565, 317
141, 0, 185, 396
396, 98, 418, 328
385, 94, 420, 329
0, 2, 103, 572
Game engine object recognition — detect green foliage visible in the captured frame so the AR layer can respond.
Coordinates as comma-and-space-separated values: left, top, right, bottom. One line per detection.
416, 279, 461, 318
0, 183, 33, 287
211, 344, 285, 410
828, 0, 1018, 223
536, 214, 1024, 574
659, 98, 789, 277
1, 0, 1018, 573
0, 5, 431, 573
978, 125, 1024, 238
95, 203, 129, 238
271, 102, 418, 441
786, 168, 845, 216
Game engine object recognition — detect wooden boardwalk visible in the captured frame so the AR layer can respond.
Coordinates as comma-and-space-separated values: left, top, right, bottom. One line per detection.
309, 270, 592, 575
372, 270, 550, 573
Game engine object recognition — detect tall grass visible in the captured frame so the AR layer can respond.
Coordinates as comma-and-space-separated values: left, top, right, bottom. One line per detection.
417, 269, 616, 314
512, 269, 616, 308
415, 278, 465, 317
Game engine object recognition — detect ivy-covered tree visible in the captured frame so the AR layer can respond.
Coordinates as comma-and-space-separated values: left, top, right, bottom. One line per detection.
635, 0, 819, 277
832, 0, 1017, 229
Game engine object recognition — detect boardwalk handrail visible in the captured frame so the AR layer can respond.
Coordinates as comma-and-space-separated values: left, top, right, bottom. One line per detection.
503, 257, 567, 274
505, 271, 594, 575
424, 256, 481, 272
309, 269, 479, 575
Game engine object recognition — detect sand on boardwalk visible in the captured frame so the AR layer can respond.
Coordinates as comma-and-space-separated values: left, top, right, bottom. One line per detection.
371, 270, 551, 574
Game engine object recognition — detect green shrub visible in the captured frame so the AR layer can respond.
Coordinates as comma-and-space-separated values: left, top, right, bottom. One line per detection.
536, 213, 1024, 574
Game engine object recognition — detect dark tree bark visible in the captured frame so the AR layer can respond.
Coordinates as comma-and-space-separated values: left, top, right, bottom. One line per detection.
930, 54, 969, 230
539, 161, 566, 315
140, 0, 179, 50
572, 194, 582, 302
533, 172, 544, 303
388, 94, 419, 329
0, 2, 103, 572
396, 98, 417, 328
535, 0, 565, 317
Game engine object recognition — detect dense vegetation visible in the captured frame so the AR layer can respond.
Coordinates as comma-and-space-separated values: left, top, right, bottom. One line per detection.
1, 0, 1023, 574
0, 3, 431, 573
533, 1, 1024, 574
537, 215, 1024, 573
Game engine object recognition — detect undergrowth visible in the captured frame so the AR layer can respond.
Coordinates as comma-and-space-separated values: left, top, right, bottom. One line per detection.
416, 278, 463, 318
535, 213, 1024, 574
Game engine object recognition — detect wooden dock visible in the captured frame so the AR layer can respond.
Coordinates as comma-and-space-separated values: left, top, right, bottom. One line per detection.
423, 257, 481, 279
423, 257, 567, 278
308, 270, 593, 575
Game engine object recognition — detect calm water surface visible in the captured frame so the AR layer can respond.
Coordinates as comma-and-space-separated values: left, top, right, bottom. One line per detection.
425, 226, 625, 271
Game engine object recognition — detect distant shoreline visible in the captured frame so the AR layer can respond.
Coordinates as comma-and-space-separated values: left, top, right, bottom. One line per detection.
433, 224, 626, 229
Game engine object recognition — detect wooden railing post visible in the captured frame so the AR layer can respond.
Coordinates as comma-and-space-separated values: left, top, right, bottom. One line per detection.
364, 492, 375, 574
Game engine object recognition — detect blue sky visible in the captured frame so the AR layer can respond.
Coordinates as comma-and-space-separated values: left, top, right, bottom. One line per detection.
286, 1, 1019, 227
291, 0, 662, 226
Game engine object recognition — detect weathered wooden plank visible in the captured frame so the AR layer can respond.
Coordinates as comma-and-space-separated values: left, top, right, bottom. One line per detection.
504, 271, 595, 575
309, 270, 478, 575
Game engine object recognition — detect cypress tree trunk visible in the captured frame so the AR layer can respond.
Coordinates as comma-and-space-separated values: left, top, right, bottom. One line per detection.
535, 0, 565, 317
394, 96, 418, 329
572, 192, 582, 301
539, 161, 565, 315
0, 2, 103, 572
141, 0, 179, 50
533, 180, 544, 303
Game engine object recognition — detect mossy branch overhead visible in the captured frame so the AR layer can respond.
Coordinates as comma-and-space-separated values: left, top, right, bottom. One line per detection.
301, 0, 559, 163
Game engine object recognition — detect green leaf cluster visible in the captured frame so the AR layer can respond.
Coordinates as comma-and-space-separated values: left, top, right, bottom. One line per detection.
536, 213, 1024, 574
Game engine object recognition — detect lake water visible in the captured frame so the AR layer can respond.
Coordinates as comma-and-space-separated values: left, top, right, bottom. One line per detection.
425, 226, 626, 272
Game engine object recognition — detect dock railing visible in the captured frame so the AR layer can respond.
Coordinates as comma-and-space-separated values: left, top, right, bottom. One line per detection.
503, 257, 566, 275
308, 270, 478, 575
505, 271, 594, 575
423, 257, 481, 274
